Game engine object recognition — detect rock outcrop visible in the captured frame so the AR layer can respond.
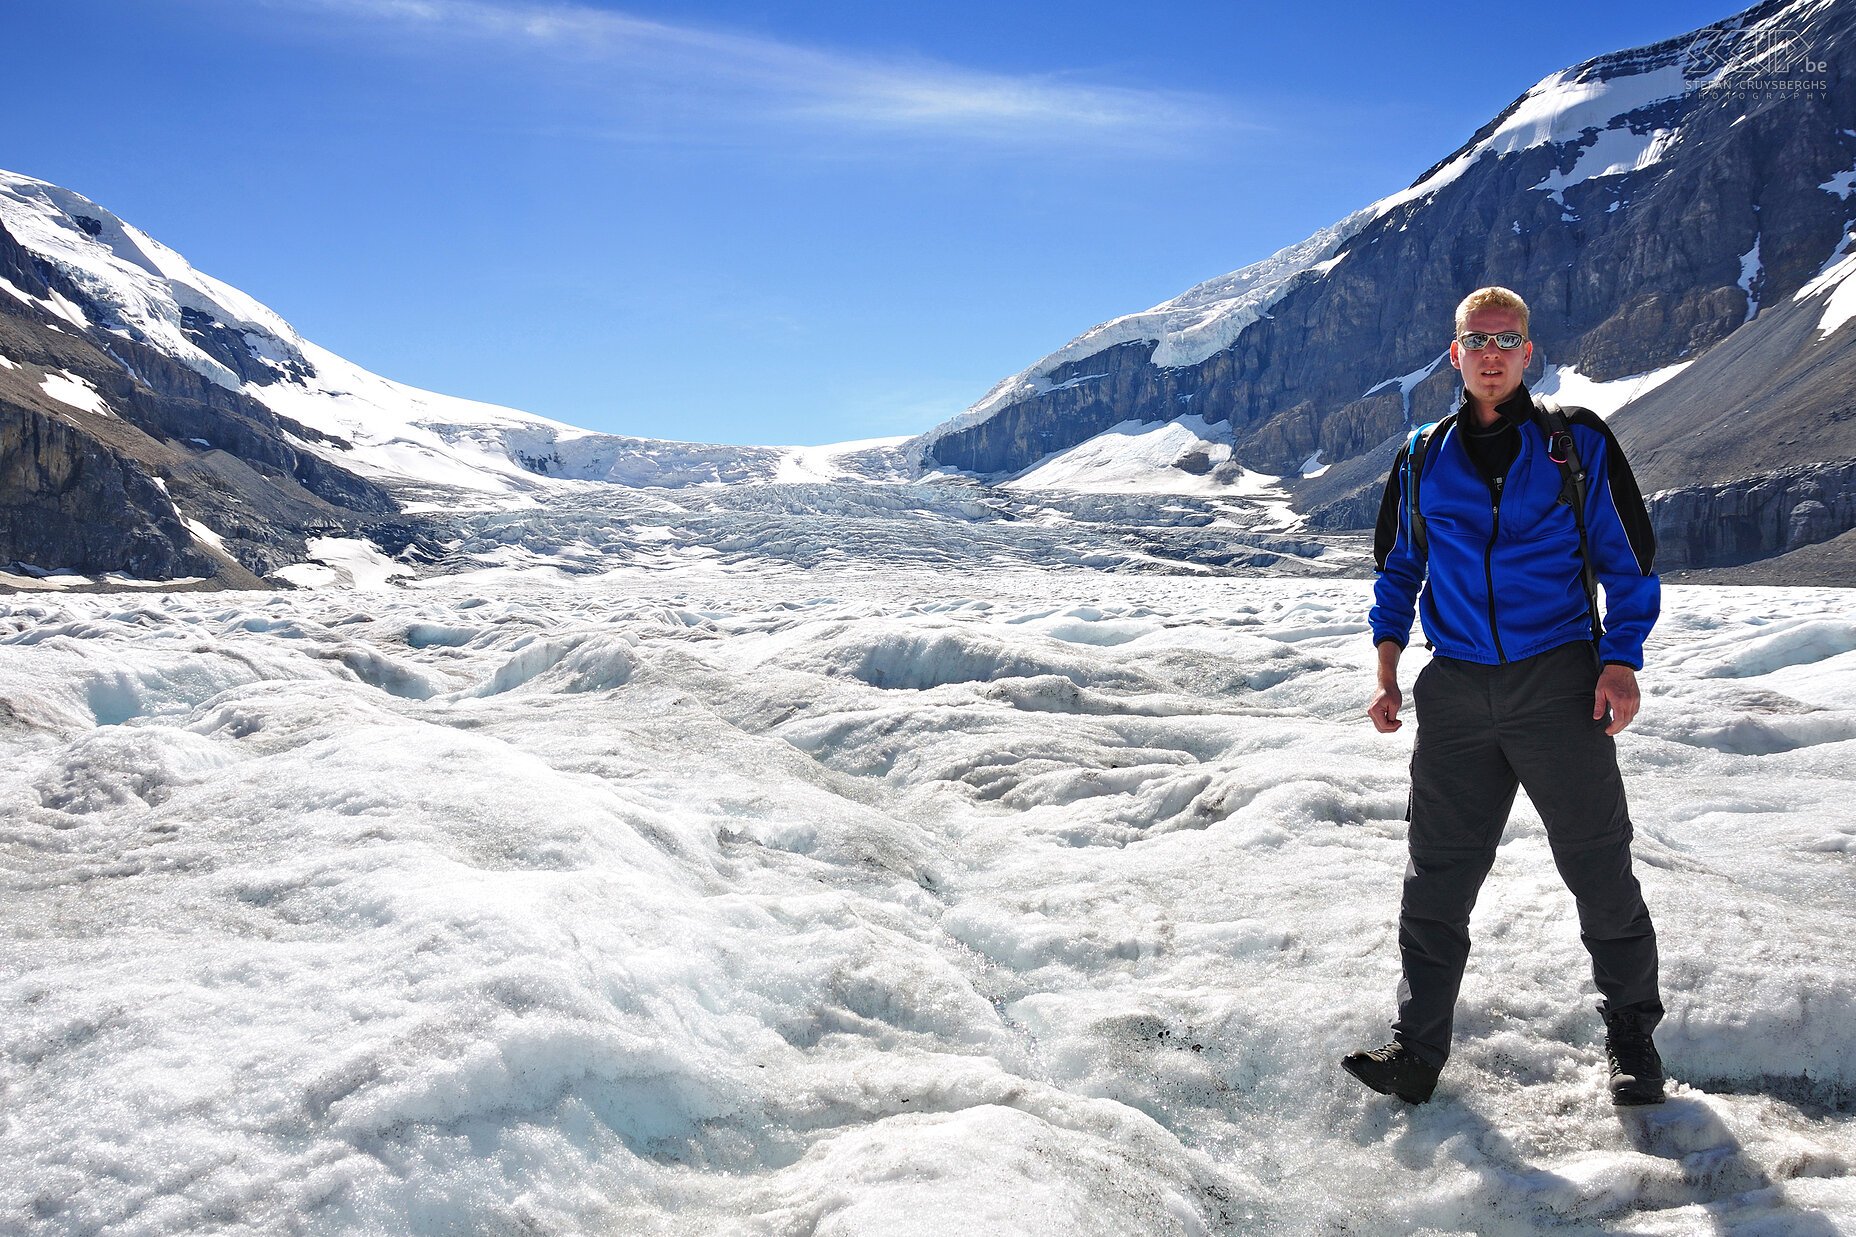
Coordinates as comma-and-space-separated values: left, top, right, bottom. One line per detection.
0, 400, 229, 581
1649, 460, 1856, 570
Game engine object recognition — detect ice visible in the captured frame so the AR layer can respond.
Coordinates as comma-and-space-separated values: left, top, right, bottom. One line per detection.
0, 575, 1851, 1233
1000, 416, 1235, 495
391, 480, 1352, 585
272, 537, 417, 591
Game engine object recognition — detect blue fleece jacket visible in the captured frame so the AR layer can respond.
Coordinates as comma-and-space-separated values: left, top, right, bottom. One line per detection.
1369, 387, 1660, 669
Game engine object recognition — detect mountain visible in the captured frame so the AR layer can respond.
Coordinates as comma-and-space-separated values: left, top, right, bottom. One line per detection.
0, 170, 930, 587
1, 162, 1350, 589
916, 0, 1856, 577
5, 0, 1853, 588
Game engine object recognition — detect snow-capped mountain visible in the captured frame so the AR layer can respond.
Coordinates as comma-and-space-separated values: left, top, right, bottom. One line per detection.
0, 166, 1345, 587
5, 0, 1853, 587
0, 169, 917, 499
919, 0, 1856, 576
0, 168, 950, 585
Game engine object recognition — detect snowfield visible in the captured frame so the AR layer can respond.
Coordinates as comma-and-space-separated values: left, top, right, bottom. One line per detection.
1, 571, 1852, 1235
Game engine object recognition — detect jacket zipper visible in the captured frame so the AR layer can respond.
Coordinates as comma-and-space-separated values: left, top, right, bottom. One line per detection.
1485, 474, 1506, 663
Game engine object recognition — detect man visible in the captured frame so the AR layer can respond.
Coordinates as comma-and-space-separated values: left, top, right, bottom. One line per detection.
1344, 286, 1668, 1107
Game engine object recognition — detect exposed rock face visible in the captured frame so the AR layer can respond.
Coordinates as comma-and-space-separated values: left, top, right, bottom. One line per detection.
922, 0, 1856, 575
0, 216, 398, 585
1649, 460, 1856, 570
0, 401, 225, 581
176, 306, 312, 388
927, 342, 1163, 475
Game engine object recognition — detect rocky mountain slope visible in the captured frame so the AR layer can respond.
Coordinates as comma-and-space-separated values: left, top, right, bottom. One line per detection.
0, 218, 399, 587
917, 0, 1856, 577
0, 170, 926, 588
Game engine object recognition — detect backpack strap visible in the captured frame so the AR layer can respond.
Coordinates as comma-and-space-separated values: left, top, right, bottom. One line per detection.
1403, 413, 1454, 562
1533, 396, 1603, 646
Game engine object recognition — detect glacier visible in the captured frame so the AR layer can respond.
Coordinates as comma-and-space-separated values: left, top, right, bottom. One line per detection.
2, 569, 1852, 1235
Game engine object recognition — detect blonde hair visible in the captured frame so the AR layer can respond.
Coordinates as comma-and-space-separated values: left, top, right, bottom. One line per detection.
1455, 286, 1530, 336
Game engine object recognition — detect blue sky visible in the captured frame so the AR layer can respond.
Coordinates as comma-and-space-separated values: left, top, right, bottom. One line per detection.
7, 0, 1741, 445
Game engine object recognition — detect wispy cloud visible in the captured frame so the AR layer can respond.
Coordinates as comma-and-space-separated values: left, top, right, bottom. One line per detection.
260, 0, 1241, 153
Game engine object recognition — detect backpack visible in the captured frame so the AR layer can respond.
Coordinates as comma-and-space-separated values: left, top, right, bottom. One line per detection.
1402, 397, 1602, 645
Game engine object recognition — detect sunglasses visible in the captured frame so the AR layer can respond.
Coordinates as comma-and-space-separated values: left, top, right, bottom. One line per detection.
1458, 331, 1527, 350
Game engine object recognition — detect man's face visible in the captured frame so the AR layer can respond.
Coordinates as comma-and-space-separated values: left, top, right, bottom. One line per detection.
1450, 305, 1532, 407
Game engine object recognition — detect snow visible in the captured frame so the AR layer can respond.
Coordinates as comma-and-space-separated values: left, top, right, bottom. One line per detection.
37, 369, 110, 416
1364, 354, 1446, 402
0, 275, 88, 328
1532, 127, 1680, 203
0, 570, 204, 591
1042, 371, 1109, 393
1364, 352, 1448, 428
0, 176, 264, 382
1001, 416, 1233, 495
922, 207, 1376, 448
1793, 246, 1856, 340
1361, 54, 1703, 225
1739, 233, 1764, 322
771, 437, 913, 485
0, 170, 536, 490
1370, 0, 1824, 221
0, 352, 18, 369
245, 340, 913, 494
271, 537, 417, 591
1532, 360, 1695, 419
1814, 262, 1856, 339
0, 574, 1851, 1235
181, 517, 229, 556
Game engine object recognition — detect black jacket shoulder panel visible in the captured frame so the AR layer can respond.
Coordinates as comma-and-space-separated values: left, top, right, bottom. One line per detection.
1565, 408, 1656, 574
1372, 443, 1410, 573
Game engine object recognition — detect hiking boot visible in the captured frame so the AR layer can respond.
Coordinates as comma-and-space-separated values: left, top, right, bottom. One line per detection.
1599, 1001, 1666, 1106
1342, 1041, 1440, 1104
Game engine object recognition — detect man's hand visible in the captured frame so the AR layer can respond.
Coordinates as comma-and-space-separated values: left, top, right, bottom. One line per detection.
1594, 664, 1640, 735
1369, 640, 1405, 732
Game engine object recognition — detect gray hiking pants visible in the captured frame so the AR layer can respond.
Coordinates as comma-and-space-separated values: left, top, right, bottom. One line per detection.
1393, 640, 1662, 1067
